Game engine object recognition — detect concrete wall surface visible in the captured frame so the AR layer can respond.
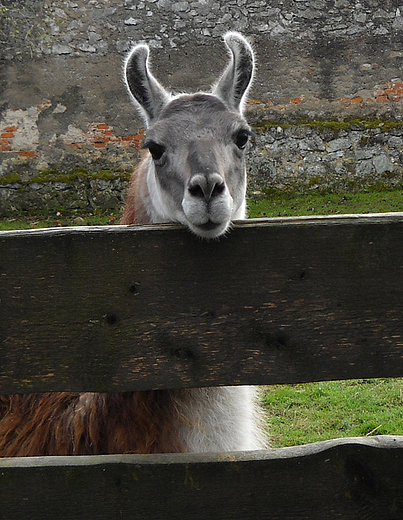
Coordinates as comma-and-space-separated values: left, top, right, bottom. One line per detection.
1, 0, 403, 214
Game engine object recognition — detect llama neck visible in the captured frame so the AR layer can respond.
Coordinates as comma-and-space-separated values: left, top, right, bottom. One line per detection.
85, 387, 263, 454
121, 157, 176, 226
121, 157, 150, 225
176, 387, 264, 452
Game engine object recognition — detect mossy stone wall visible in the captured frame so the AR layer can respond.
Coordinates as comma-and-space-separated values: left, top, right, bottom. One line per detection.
1, 1, 403, 214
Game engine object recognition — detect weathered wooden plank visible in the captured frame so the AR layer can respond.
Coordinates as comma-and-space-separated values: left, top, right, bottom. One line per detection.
0, 435, 402, 520
1, 214, 403, 393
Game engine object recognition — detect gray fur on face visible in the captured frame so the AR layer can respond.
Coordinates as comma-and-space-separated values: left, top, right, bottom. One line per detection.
124, 33, 255, 239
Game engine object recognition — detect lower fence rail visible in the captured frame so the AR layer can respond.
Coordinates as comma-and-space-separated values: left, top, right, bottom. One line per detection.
1, 435, 402, 520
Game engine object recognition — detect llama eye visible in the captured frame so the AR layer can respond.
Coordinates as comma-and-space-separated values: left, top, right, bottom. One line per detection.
147, 141, 165, 161
234, 130, 250, 150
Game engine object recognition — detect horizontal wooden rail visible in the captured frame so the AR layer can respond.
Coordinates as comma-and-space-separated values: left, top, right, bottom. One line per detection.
1, 213, 403, 394
0, 435, 402, 519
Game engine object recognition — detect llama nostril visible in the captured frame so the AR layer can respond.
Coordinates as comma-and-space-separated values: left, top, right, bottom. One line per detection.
211, 182, 225, 197
188, 184, 205, 198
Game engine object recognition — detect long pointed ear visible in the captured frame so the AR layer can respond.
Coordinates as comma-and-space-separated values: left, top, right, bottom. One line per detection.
212, 32, 255, 114
124, 44, 171, 127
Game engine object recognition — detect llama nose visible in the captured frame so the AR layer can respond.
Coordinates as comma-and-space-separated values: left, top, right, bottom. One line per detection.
188, 173, 225, 202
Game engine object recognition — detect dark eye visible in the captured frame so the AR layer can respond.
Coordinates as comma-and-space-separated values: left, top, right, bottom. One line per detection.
234, 129, 250, 150
147, 141, 165, 161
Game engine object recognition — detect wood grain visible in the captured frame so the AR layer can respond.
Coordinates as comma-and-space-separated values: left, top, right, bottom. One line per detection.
1, 214, 403, 393
0, 435, 402, 519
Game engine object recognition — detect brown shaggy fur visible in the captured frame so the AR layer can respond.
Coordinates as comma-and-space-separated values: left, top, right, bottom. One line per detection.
0, 391, 188, 456
121, 157, 151, 225
0, 159, 186, 457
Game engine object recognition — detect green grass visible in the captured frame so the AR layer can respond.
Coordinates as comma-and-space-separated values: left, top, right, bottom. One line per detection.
248, 188, 403, 219
1, 188, 402, 230
261, 379, 403, 448
0, 211, 121, 231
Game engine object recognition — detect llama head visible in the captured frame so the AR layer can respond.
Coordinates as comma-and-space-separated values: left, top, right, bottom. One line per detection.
124, 32, 255, 239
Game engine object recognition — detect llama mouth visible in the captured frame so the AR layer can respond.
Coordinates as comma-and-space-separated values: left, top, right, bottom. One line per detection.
191, 219, 228, 239
197, 220, 221, 231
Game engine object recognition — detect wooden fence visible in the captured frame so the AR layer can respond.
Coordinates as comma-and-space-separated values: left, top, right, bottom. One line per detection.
1, 213, 403, 519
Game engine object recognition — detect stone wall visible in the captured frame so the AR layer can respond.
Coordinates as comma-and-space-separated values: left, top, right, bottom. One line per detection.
248, 120, 403, 193
1, 0, 403, 214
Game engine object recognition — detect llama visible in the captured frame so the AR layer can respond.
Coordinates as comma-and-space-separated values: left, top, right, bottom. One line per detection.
0, 32, 265, 456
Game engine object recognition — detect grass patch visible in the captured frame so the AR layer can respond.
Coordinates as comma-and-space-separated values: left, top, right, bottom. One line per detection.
0, 211, 120, 231
248, 188, 403, 218
2, 188, 402, 230
262, 379, 403, 448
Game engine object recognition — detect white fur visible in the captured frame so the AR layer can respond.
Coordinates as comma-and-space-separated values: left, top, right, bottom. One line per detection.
177, 387, 265, 452
145, 162, 182, 223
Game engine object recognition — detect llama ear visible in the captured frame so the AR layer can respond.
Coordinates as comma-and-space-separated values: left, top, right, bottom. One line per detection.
212, 32, 255, 114
124, 44, 171, 127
